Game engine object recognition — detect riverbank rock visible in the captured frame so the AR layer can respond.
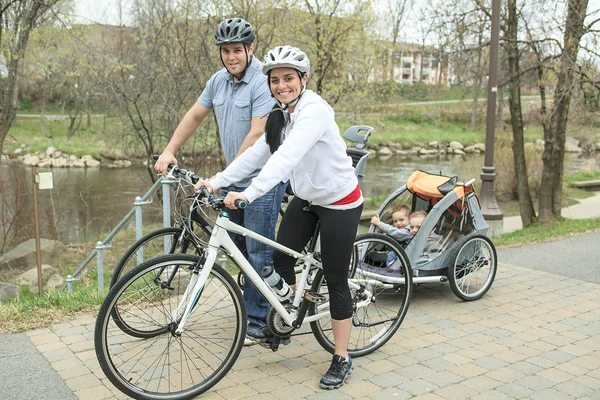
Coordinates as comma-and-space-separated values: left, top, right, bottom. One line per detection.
45, 146, 57, 157
449, 141, 464, 150
0, 238, 63, 282
22, 154, 40, 166
377, 147, 393, 156
565, 142, 582, 153
0, 282, 20, 302
15, 264, 64, 293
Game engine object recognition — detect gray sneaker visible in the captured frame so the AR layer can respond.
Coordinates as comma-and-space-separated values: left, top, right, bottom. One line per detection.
319, 355, 353, 389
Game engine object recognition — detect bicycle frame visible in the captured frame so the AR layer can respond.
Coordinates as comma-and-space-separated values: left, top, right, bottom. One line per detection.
174, 211, 373, 335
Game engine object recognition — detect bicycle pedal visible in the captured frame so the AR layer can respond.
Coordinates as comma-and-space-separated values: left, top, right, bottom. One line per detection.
304, 291, 327, 304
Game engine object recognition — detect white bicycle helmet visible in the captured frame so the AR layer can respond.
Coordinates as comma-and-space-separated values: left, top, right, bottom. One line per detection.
262, 46, 310, 76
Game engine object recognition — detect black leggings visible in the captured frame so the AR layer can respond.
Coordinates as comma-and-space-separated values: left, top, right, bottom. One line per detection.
273, 197, 363, 320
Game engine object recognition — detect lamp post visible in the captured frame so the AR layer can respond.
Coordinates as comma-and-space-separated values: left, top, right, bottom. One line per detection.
480, 0, 504, 236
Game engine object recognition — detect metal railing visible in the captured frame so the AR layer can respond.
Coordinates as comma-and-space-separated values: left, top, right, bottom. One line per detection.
64, 177, 174, 294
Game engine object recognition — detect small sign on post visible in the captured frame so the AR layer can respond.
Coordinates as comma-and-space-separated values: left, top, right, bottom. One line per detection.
32, 168, 53, 294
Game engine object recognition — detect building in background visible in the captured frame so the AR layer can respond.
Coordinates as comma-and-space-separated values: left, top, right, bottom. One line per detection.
370, 42, 449, 85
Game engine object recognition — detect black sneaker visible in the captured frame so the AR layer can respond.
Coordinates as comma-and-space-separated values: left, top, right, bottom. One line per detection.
246, 326, 290, 348
319, 354, 354, 389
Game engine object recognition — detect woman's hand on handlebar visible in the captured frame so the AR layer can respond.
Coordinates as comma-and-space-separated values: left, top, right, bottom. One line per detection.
154, 151, 177, 176
224, 192, 248, 210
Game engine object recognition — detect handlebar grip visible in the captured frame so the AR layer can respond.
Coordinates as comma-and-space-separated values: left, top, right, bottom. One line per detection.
199, 186, 211, 199
152, 154, 159, 161
234, 199, 247, 209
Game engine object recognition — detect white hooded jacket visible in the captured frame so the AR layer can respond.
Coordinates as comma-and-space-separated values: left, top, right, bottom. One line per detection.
210, 90, 361, 209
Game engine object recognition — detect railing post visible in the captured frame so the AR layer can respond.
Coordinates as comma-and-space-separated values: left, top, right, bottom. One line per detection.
96, 241, 105, 290
161, 177, 176, 252
65, 274, 80, 295
134, 196, 152, 264
66, 275, 73, 295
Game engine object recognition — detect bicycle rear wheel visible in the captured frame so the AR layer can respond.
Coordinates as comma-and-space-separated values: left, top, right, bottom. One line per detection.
310, 233, 412, 357
110, 227, 201, 288
95, 254, 246, 400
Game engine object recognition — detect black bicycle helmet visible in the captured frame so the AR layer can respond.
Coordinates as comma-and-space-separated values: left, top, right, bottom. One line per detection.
214, 18, 255, 45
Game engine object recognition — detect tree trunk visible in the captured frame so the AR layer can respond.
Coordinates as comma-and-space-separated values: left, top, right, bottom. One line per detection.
507, 0, 536, 227
86, 94, 92, 131
40, 80, 46, 137
0, 1, 43, 155
538, 0, 589, 221
471, 45, 483, 131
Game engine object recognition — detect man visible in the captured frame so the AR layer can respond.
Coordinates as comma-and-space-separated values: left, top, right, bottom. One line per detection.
154, 18, 285, 346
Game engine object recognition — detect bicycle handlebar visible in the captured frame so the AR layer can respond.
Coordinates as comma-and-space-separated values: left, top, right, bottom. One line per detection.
152, 154, 200, 185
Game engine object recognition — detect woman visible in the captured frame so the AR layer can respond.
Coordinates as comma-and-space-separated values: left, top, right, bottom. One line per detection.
196, 45, 362, 390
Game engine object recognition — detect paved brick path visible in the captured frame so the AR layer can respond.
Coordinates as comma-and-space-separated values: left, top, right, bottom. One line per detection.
26, 262, 600, 399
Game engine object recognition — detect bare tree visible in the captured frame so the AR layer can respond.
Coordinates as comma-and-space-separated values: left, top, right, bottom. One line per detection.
538, 0, 590, 221
0, 0, 63, 155
505, 0, 536, 226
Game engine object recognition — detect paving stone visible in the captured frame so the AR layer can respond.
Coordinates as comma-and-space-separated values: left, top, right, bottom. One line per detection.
340, 380, 381, 397
529, 388, 575, 400
574, 375, 600, 390
367, 371, 408, 388
473, 356, 508, 371
64, 374, 102, 391
515, 375, 556, 391
279, 357, 313, 371
421, 370, 464, 386
248, 375, 290, 394
432, 382, 478, 399
307, 389, 352, 399
274, 383, 316, 399
496, 382, 535, 398
554, 380, 594, 398
361, 359, 398, 374
460, 375, 501, 392
53, 326, 89, 337
367, 387, 412, 400
74, 385, 115, 400
475, 388, 529, 399
448, 362, 488, 378
421, 357, 455, 372
537, 367, 576, 383
216, 383, 258, 399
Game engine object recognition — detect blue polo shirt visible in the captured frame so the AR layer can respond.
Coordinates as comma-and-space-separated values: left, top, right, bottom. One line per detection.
199, 56, 274, 187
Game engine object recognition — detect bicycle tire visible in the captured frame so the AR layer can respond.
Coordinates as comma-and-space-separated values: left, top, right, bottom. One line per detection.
110, 227, 203, 337
449, 233, 497, 301
110, 227, 201, 289
309, 233, 412, 357
95, 254, 246, 400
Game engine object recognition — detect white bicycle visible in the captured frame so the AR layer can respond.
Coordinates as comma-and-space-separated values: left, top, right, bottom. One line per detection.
94, 177, 413, 399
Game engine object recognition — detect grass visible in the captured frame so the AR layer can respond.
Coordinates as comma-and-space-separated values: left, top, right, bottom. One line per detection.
0, 283, 106, 333
495, 216, 600, 248
5, 117, 124, 159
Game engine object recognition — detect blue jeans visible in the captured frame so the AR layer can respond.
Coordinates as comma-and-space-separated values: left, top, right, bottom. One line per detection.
222, 182, 286, 331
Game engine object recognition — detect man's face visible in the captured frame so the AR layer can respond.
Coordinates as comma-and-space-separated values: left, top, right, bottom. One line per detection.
220, 42, 253, 77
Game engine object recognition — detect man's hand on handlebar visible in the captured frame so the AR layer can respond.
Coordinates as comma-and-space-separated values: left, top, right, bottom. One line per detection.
154, 151, 177, 176
194, 179, 213, 193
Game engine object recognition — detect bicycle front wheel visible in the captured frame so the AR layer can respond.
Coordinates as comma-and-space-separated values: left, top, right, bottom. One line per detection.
310, 233, 412, 357
95, 254, 246, 400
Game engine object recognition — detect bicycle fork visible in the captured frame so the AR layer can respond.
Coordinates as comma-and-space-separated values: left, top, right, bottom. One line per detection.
173, 246, 219, 335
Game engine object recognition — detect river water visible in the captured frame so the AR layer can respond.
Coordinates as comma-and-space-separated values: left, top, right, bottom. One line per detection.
1, 152, 598, 249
